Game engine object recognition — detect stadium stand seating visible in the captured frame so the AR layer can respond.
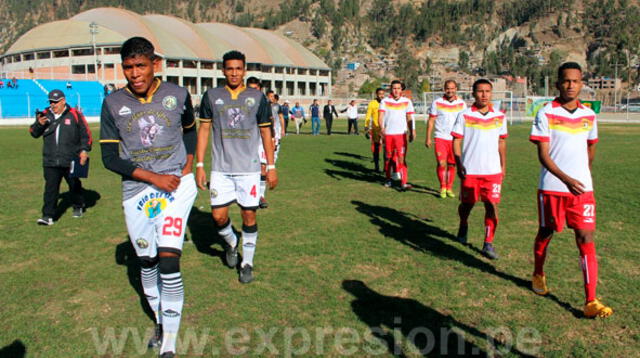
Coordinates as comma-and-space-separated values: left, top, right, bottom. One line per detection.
0, 79, 104, 118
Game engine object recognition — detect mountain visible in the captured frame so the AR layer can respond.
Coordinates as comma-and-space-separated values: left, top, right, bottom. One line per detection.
1, 0, 638, 96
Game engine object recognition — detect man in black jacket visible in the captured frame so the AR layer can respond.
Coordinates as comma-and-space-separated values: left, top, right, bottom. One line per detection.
30, 89, 92, 225
323, 99, 339, 135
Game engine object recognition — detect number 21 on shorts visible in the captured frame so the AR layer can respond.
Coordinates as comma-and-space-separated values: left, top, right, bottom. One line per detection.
583, 204, 595, 218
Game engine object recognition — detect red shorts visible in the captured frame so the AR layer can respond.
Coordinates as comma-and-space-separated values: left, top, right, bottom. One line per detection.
384, 134, 407, 159
537, 191, 596, 232
434, 138, 455, 165
460, 174, 503, 204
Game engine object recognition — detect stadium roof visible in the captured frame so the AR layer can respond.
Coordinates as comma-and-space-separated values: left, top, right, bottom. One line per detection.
6, 7, 329, 70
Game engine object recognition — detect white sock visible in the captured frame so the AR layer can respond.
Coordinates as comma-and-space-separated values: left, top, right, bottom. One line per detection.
241, 225, 258, 267
140, 263, 161, 324
218, 219, 237, 248
260, 176, 267, 198
160, 271, 183, 354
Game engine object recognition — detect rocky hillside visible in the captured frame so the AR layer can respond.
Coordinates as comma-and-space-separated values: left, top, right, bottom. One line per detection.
1, 0, 638, 96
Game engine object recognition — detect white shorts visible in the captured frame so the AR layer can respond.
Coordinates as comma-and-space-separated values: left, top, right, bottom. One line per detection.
210, 171, 260, 209
259, 138, 280, 165
123, 173, 197, 259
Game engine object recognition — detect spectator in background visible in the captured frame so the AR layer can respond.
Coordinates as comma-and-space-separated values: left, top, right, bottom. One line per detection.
323, 99, 339, 135
0, 80, 4, 89
341, 100, 359, 135
29, 89, 92, 225
310, 99, 321, 136
280, 100, 291, 134
12, 77, 17, 89
290, 102, 305, 134
66, 81, 72, 90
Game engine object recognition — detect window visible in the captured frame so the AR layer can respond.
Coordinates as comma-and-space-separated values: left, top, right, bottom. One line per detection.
87, 64, 96, 73
37, 52, 51, 59
166, 76, 179, 85
309, 83, 317, 96
217, 78, 226, 87
319, 70, 329, 76
72, 48, 94, 56
286, 67, 295, 74
103, 47, 121, 55
105, 63, 115, 69
201, 61, 214, 70
183, 60, 197, 69
310, 69, 318, 76
262, 65, 272, 73
286, 81, 294, 96
54, 50, 69, 58
298, 68, 308, 75
274, 66, 284, 74
297, 82, 306, 96
183, 77, 197, 94
13, 55, 21, 62
275, 80, 283, 94
24, 53, 35, 61
201, 77, 213, 91
247, 63, 261, 71
72, 65, 86, 74
166, 60, 179, 68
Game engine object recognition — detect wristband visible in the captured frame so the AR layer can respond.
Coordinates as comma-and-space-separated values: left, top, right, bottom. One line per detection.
196, 162, 204, 168
266, 164, 276, 171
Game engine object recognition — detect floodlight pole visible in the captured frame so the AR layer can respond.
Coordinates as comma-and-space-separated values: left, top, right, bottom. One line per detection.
90, 22, 99, 82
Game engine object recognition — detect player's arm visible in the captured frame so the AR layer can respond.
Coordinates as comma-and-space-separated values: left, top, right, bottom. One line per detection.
278, 112, 285, 137
364, 102, 373, 131
587, 142, 596, 170
181, 92, 196, 176
535, 141, 585, 195
498, 138, 506, 175
407, 112, 416, 142
426, 114, 436, 148
195, 94, 213, 190
453, 137, 465, 179
257, 96, 278, 189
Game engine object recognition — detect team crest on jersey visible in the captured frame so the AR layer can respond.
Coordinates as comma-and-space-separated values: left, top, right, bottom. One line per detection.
215, 98, 224, 105
227, 107, 246, 128
119, 106, 132, 116
138, 116, 163, 147
210, 189, 218, 199
136, 238, 149, 249
162, 95, 177, 111
245, 97, 256, 108
136, 191, 175, 218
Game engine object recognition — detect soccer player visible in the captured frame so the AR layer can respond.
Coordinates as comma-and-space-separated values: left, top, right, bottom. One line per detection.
451, 79, 507, 260
100, 37, 197, 358
245, 78, 271, 209
529, 62, 612, 318
426, 80, 467, 198
379, 80, 416, 191
196, 50, 277, 284
364, 88, 385, 172
258, 90, 284, 208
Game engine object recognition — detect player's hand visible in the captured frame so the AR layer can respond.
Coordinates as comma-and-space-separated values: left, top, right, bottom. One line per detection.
425, 138, 432, 148
410, 130, 416, 143
266, 169, 278, 189
457, 166, 467, 180
196, 167, 208, 190
152, 174, 181, 192
37, 113, 48, 125
79, 151, 89, 165
563, 177, 586, 195
181, 164, 192, 176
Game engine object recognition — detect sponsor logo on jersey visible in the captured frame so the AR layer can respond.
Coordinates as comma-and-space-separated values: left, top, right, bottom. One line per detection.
138, 116, 163, 147
119, 106, 132, 116
163, 309, 180, 318
136, 238, 149, 249
64, 118, 71, 125
245, 97, 256, 108
136, 191, 175, 218
162, 95, 177, 111
215, 98, 224, 105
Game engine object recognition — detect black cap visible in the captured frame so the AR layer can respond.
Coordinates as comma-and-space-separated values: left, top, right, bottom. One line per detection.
48, 89, 65, 102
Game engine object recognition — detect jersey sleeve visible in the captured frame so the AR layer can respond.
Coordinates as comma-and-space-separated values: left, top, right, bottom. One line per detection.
587, 116, 598, 144
99, 100, 120, 144
365, 101, 374, 127
406, 100, 415, 114
429, 101, 438, 118
499, 115, 508, 139
198, 92, 213, 122
182, 92, 196, 129
257, 95, 272, 127
451, 112, 464, 138
530, 107, 550, 142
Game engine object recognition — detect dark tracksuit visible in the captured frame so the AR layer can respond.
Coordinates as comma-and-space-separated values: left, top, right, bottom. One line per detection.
29, 105, 92, 218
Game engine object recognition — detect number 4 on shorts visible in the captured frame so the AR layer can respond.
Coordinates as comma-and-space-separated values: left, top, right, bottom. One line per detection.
250, 185, 257, 198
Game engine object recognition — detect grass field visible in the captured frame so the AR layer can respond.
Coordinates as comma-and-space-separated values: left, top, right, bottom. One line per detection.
1, 120, 639, 357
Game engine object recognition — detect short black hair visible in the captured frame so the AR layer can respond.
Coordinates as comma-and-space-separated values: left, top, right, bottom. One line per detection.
557, 62, 582, 81
375, 87, 385, 93
275, 94, 280, 101
390, 80, 405, 90
472, 78, 492, 92
223, 50, 246, 68
266, 89, 275, 96
120, 37, 156, 61
444, 79, 458, 88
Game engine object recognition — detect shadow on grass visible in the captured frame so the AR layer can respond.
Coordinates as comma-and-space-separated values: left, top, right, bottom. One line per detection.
115, 239, 155, 323
351, 200, 581, 317
334, 151, 370, 161
0, 340, 26, 358
186, 206, 227, 266
55, 189, 101, 220
324, 158, 383, 184
343, 280, 538, 357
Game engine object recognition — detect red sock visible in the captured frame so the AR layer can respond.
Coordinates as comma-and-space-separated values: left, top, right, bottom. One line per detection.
446, 166, 456, 189
484, 216, 497, 243
578, 242, 598, 303
400, 163, 408, 185
437, 166, 446, 189
533, 234, 551, 276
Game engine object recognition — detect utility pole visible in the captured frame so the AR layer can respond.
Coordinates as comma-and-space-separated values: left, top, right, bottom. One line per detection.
90, 22, 99, 82
614, 58, 619, 113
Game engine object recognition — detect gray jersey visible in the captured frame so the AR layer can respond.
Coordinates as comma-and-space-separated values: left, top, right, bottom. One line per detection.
271, 103, 282, 139
100, 80, 195, 200
199, 86, 271, 174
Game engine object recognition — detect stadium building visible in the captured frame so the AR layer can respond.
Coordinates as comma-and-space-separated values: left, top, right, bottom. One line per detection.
0, 7, 332, 102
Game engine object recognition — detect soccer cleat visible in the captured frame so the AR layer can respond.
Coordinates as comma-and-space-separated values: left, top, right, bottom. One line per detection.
37, 217, 54, 226
583, 299, 613, 318
400, 183, 413, 192
159, 352, 175, 358
384, 180, 393, 188
446, 190, 456, 198
456, 225, 468, 244
72, 207, 83, 218
148, 324, 163, 348
531, 274, 549, 296
259, 197, 268, 209
239, 264, 254, 284
482, 242, 499, 260
225, 243, 238, 268
440, 189, 447, 198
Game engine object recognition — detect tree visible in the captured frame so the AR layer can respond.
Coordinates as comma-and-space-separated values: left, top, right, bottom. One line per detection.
458, 50, 470, 73
312, 14, 326, 39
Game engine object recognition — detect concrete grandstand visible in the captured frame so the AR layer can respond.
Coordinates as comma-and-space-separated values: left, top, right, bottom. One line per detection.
0, 7, 332, 108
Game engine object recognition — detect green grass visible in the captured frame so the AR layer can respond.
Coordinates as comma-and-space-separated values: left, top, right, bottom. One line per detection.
1, 120, 639, 357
